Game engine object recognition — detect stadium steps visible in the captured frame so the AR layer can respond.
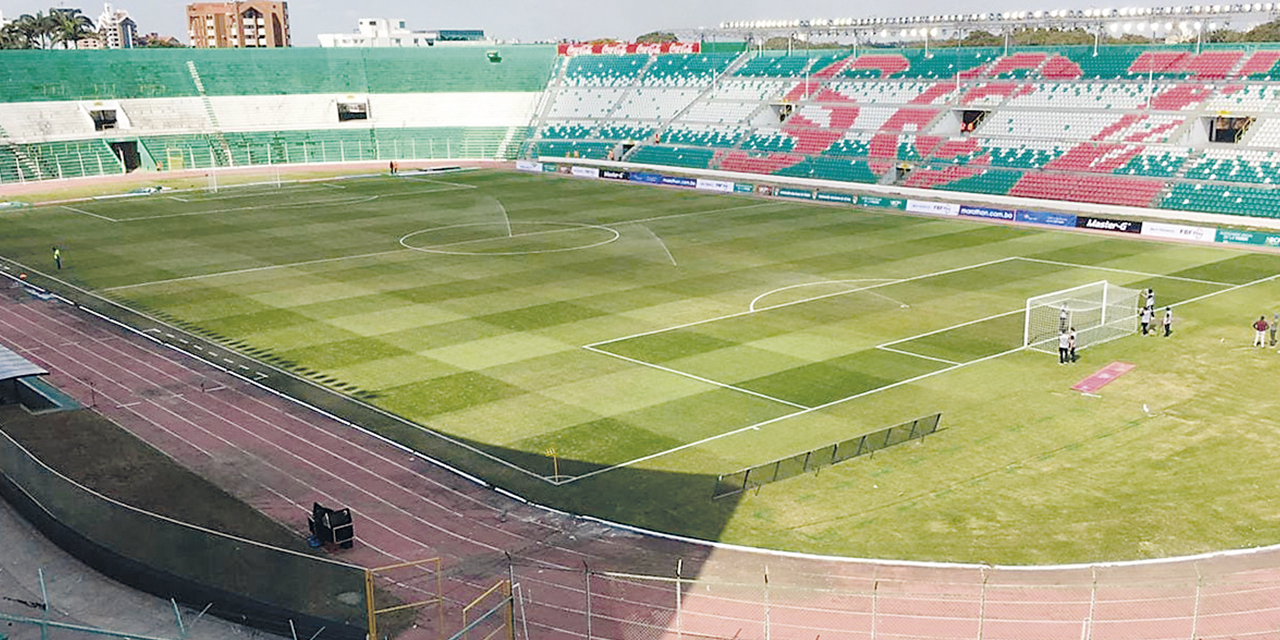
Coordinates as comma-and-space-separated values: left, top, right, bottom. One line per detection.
187, 61, 232, 167
0, 124, 44, 182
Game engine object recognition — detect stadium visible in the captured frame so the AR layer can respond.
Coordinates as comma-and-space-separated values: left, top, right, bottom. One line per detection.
5, 4, 1280, 639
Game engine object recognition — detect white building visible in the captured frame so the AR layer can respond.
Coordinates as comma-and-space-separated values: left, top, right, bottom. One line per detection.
98, 3, 137, 49
318, 18, 486, 47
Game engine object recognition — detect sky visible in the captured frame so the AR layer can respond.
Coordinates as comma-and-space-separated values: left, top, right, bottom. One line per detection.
1, 0, 1178, 45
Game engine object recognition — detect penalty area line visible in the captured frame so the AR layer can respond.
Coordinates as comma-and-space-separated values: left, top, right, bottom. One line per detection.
561, 344, 1026, 485
61, 205, 118, 222
582, 345, 808, 410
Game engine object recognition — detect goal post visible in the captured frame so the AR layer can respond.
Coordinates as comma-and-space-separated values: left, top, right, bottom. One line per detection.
1024, 281, 1140, 354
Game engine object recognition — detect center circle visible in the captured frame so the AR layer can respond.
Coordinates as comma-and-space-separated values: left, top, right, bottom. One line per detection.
399, 221, 621, 256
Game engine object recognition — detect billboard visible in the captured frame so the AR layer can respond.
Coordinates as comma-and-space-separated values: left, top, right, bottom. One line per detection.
515, 160, 542, 173
958, 205, 1015, 221
558, 42, 701, 56
1076, 216, 1142, 234
660, 175, 697, 188
570, 166, 600, 178
695, 178, 735, 193
600, 169, 629, 180
1216, 228, 1280, 248
906, 200, 961, 216
857, 195, 906, 209
816, 192, 855, 204
776, 188, 814, 199
1015, 209, 1077, 227
1140, 221, 1217, 243
629, 172, 664, 184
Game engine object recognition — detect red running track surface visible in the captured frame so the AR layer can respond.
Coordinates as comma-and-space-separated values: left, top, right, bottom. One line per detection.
3, 291, 1280, 640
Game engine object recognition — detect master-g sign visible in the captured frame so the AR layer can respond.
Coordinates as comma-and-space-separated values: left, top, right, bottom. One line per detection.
1076, 216, 1142, 234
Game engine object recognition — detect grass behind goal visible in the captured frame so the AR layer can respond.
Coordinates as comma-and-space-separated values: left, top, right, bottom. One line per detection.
4, 169, 1280, 563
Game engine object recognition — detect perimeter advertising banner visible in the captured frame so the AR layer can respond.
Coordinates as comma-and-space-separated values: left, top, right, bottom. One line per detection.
600, 169, 629, 180
1076, 216, 1142, 234
1216, 228, 1280, 248
661, 176, 697, 188
570, 166, 600, 179
1015, 209, 1077, 227
857, 195, 906, 210
695, 178, 735, 193
1140, 221, 1217, 243
558, 42, 701, 56
958, 205, 1015, 221
515, 160, 543, 173
906, 200, 961, 216
776, 188, 814, 199
816, 192, 855, 204
629, 172, 664, 184
541, 163, 559, 172
734, 183, 755, 194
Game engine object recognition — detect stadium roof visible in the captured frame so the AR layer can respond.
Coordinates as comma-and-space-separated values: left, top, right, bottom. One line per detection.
0, 344, 48, 382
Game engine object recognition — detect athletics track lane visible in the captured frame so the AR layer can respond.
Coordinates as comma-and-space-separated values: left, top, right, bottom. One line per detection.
3, 291, 1280, 640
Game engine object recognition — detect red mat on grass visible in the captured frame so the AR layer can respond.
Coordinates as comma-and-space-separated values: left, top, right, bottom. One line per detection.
1072, 362, 1135, 394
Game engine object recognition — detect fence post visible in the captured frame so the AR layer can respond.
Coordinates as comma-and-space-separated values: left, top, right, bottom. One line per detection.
676, 559, 683, 640
763, 566, 771, 640
583, 562, 592, 640
871, 580, 878, 640
977, 569, 987, 640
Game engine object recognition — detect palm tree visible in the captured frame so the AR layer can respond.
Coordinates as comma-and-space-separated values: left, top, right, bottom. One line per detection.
0, 23, 31, 49
50, 8, 95, 49
13, 11, 57, 49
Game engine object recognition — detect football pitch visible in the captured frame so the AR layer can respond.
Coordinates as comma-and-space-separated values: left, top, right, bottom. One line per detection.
5, 168, 1280, 564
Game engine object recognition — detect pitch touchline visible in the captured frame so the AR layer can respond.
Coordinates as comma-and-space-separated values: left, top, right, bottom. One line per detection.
622, 202, 779, 225
582, 346, 809, 410
1016, 257, 1234, 287
61, 205, 116, 222
101, 249, 413, 291
876, 346, 960, 365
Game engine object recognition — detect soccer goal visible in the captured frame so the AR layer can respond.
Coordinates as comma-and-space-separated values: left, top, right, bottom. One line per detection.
1024, 281, 1140, 354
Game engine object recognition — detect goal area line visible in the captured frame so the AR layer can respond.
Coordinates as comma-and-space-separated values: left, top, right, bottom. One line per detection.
556, 260, 1257, 485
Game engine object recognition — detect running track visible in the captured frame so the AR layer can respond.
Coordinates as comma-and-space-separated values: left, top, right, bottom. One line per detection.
3, 289, 1280, 640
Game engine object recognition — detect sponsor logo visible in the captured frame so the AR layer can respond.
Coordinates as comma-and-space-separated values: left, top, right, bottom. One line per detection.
1076, 216, 1142, 234
816, 192, 854, 204
541, 163, 558, 172
776, 188, 814, 199
906, 200, 961, 216
515, 160, 542, 172
660, 176, 697, 188
558, 42, 701, 56
1015, 210, 1077, 227
734, 183, 755, 193
958, 205, 1015, 220
1140, 221, 1216, 243
600, 169, 628, 180
628, 172, 664, 184
570, 166, 600, 178
695, 178, 735, 193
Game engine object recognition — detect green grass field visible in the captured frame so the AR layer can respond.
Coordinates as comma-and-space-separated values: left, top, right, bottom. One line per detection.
5, 168, 1280, 564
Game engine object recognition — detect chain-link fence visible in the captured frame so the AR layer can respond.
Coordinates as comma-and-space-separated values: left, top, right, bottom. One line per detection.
504, 557, 1280, 640
0, 430, 368, 640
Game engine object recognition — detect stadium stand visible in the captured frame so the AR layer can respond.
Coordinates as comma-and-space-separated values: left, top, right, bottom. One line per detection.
531, 43, 1280, 219
0, 47, 556, 183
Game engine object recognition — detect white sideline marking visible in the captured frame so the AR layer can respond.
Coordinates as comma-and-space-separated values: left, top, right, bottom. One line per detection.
119, 195, 380, 221
399, 176, 479, 189
623, 202, 778, 226
876, 346, 960, 365
878, 308, 1024, 349
565, 344, 1028, 484
750, 279, 901, 312
582, 345, 809, 410
496, 198, 513, 238
61, 205, 117, 222
586, 256, 1020, 348
1016, 257, 1234, 287
100, 249, 411, 291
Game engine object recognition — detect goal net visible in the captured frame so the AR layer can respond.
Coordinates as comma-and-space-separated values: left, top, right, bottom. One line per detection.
1024, 281, 1140, 354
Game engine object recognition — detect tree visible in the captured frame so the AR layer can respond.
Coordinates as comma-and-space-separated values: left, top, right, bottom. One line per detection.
50, 7, 95, 49
0, 23, 32, 49
1242, 19, 1280, 41
13, 11, 57, 49
636, 31, 677, 43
